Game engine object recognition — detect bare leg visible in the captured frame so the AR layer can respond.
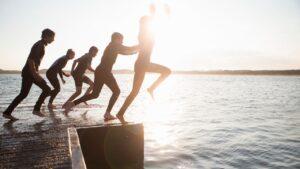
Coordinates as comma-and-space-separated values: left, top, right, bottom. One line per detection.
33, 79, 52, 117
117, 71, 145, 123
47, 74, 60, 108
63, 87, 82, 108
104, 74, 120, 121
146, 63, 171, 99
82, 76, 94, 105
3, 77, 32, 121
73, 71, 104, 106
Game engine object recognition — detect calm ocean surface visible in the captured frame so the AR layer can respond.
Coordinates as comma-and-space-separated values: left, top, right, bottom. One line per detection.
0, 74, 299, 169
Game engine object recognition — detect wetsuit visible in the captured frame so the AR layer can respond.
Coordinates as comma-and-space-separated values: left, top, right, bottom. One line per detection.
46, 55, 69, 104
3, 40, 51, 115
72, 54, 93, 87
73, 42, 138, 113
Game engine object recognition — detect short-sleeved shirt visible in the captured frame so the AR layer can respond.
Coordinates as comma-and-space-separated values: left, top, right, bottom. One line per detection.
72, 54, 93, 77
47, 55, 68, 75
99, 42, 131, 72
22, 40, 46, 77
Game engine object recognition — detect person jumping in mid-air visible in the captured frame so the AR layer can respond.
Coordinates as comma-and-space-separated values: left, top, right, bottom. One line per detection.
62, 46, 98, 108
65, 32, 139, 121
116, 4, 171, 123
46, 49, 75, 108
2, 28, 55, 120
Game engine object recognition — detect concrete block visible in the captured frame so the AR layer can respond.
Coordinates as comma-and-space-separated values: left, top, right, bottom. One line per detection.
71, 123, 144, 169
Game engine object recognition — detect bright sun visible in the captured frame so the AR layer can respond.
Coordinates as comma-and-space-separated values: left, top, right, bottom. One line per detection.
146, 1, 179, 64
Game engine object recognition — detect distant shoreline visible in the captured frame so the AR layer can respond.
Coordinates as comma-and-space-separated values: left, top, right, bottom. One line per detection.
1, 69, 300, 76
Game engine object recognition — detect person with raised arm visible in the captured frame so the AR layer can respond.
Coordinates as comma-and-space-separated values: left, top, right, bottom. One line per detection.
116, 4, 171, 123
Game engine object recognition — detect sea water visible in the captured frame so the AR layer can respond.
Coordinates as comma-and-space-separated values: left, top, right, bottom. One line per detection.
0, 74, 299, 168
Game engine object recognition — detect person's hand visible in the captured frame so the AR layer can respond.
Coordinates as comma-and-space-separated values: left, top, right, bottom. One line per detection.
65, 73, 71, 77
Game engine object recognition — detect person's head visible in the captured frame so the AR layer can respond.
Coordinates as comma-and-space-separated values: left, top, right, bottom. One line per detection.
89, 46, 98, 57
41, 28, 55, 44
149, 3, 156, 16
66, 49, 75, 59
111, 32, 124, 44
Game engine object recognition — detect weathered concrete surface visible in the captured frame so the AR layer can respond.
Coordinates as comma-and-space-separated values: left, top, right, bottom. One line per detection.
0, 107, 106, 169
68, 127, 86, 169
76, 123, 144, 169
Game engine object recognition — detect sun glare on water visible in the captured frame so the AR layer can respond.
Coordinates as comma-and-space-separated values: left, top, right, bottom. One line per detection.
133, 77, 181, 146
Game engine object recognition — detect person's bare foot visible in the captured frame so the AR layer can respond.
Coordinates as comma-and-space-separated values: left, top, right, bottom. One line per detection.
147, 88, 154, 100
65, 101, 75, 111
32, 110, 46, 117
48, 104, 56, 109
116, 114, 128, 124
3, 113, 19, 121
104, 113, 117, 121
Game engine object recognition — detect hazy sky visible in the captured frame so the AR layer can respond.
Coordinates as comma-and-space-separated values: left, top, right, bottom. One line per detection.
0, 0, 299, 70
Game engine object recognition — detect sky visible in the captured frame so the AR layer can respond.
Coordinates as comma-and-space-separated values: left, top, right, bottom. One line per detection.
0, 0, 299, 71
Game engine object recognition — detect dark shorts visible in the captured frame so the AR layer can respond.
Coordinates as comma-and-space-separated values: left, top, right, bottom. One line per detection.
72, 74, 92, 87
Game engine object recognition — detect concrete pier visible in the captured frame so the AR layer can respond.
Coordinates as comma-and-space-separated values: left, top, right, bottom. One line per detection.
70, 123, 144, 169
0, 109, 134, 168
0, 112, 144, 169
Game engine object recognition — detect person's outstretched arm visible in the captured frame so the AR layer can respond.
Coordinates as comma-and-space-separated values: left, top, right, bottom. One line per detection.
118, 44, 140, 55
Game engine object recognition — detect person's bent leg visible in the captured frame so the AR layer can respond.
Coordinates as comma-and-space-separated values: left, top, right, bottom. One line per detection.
147, 63, 171, 98
62, 75, 83, 108
33, 79, 52, 112
3, 76, 32, 120
117, 72, 145, 117
82, 75, 94, 95
65, 87, 82, 103
73, 80, 103, 106
104, 74, 120, 120
81, 75, 94, 105
47, 75, 60, 106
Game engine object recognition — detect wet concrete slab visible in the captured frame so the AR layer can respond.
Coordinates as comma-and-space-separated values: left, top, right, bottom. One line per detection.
0, 106, 110, 169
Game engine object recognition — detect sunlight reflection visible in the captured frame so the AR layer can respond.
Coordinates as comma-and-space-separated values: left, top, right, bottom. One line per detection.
143, 99, 179, 146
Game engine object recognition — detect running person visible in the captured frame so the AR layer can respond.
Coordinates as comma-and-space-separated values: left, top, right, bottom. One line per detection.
2, 28, 55, 120
46, 49, 75, 108
65, 32, 139, 121
62, 46, 98, 108
116, 4, 171, 123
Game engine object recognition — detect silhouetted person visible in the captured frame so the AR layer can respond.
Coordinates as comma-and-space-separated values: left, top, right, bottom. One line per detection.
2, 28, 55, 121
46, 49, 75, 108
62, 46, 98, 108
65, 32, 139, 121
116, 4, 171, 123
